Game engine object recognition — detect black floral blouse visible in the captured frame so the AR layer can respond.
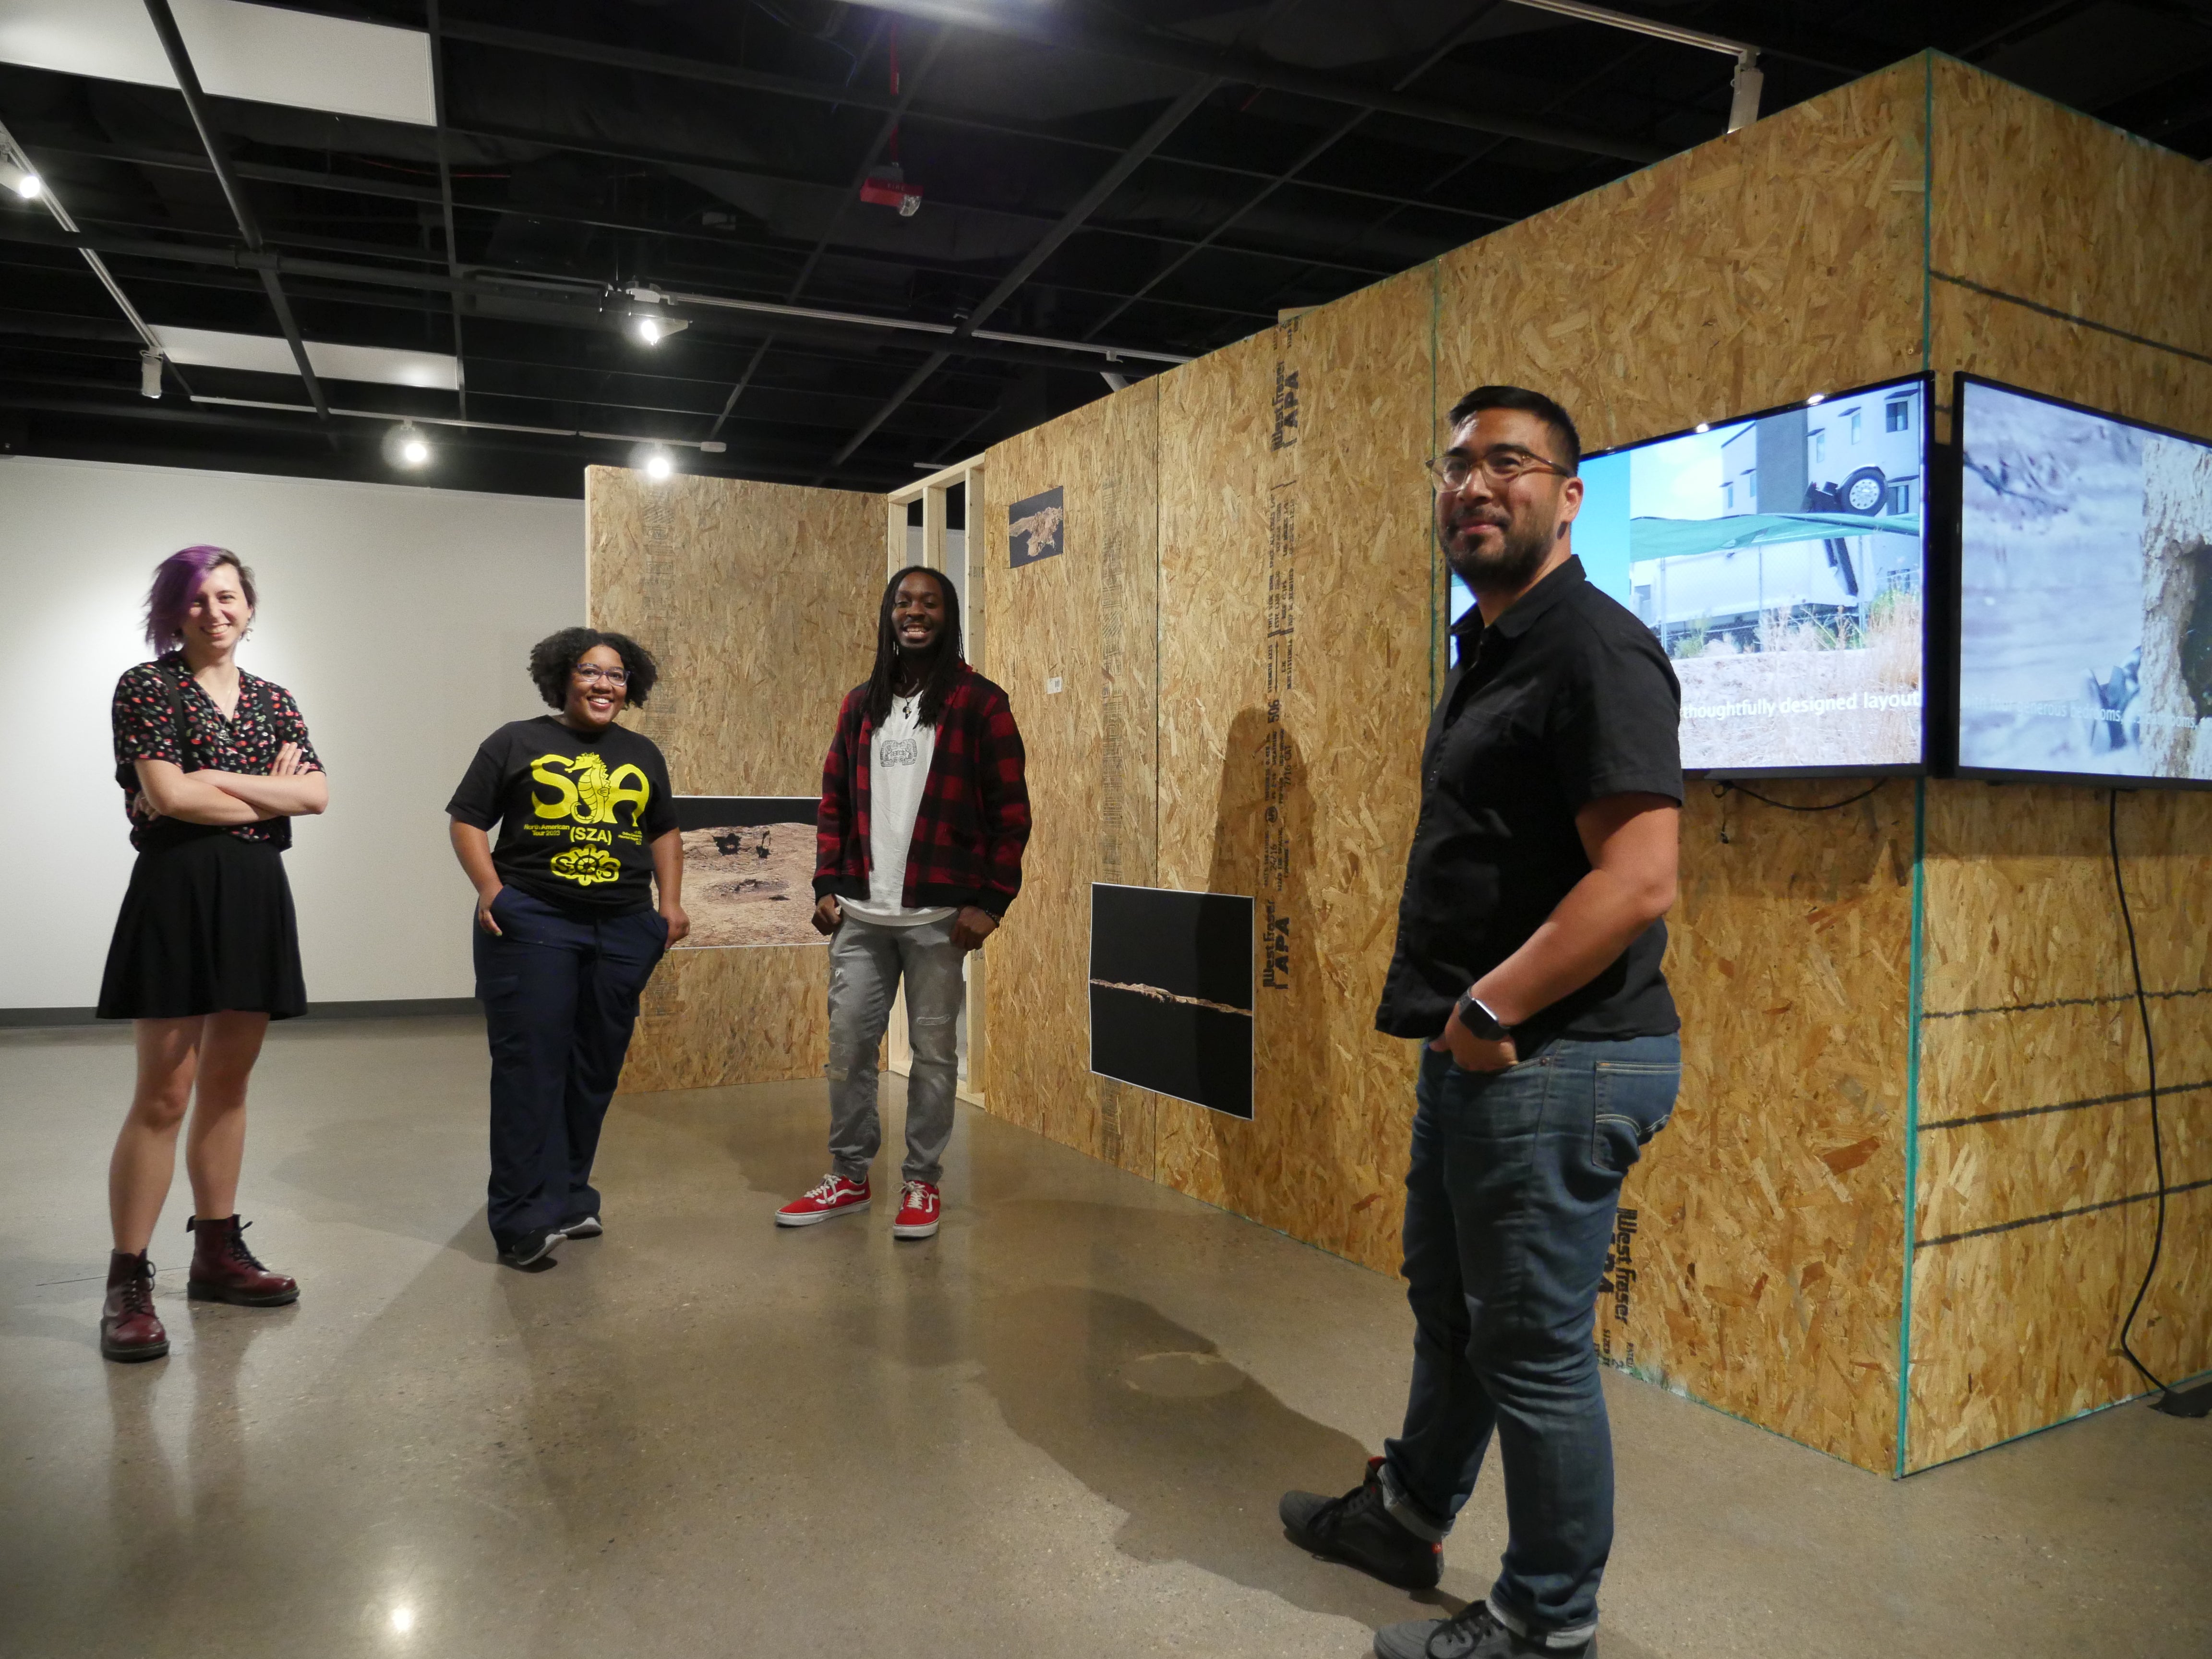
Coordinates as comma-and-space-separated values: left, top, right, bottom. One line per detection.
111, 656, 324, 851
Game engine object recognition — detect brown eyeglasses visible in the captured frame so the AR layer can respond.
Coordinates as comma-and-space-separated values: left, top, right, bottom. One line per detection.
1425, 446, 1571, 492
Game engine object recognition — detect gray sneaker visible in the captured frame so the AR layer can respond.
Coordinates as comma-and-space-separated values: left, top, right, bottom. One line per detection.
558, 1214, 603, 1239
1375, 1600, 1592, 1659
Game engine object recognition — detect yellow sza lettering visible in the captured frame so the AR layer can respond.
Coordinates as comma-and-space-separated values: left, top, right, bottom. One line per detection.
529, 752, 652, 826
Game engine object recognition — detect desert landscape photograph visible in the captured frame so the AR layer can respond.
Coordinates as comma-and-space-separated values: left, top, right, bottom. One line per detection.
670, 797, 822, 950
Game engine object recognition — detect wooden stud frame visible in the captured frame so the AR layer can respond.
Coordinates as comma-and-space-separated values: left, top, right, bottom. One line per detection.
883, 456, 989, 1105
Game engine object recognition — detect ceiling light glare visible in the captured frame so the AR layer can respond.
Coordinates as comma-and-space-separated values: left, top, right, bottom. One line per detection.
390, 1607, 415, 1633
628, 312, 688, 347
1693, 421, 1709, 434
0, 160, 41, 201
391, 421, 431, 468
644, 450, 674, 482
1806, 392, 1826, 406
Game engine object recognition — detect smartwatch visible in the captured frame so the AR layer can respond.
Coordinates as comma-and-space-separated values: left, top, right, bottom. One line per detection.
1454, 990, 1511, 1042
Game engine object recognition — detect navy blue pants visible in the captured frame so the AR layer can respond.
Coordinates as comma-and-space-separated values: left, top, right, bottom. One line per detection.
473, 886, 667, 1249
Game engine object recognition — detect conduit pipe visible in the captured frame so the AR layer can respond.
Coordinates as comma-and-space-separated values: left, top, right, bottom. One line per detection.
1504, 0, 1763, 131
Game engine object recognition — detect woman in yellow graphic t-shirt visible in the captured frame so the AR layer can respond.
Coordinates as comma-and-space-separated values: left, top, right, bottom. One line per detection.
445, 628, 687, 1270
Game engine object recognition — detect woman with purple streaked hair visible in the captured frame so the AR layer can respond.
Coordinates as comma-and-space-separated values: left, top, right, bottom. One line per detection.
94, 545, 329, 1364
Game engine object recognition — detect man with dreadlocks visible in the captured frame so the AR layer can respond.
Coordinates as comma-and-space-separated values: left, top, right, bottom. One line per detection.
779, 565, 1030, 1239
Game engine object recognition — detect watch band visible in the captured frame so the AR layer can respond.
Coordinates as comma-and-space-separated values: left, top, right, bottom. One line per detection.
1455, 991, 1509, 1041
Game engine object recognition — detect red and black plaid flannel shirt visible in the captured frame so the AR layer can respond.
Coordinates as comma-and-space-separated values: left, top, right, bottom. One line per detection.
813, 662, 1031, 917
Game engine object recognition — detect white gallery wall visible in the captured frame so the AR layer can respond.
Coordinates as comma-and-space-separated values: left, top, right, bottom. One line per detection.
1, 456, 584, 1010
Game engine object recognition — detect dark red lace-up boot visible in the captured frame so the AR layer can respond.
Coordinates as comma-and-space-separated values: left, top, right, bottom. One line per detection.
186, 1214, 300, 1306
100, 1250, 169, 1363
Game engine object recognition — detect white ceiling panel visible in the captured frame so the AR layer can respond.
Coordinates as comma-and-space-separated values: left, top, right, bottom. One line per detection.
0, 0, 434, 126
154, 326, 458, 391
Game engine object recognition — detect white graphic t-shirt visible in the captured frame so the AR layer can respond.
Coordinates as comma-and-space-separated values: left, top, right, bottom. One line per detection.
842, 692, 957, 927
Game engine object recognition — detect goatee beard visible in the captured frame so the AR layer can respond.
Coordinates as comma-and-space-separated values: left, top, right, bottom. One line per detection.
1445, 520, 1551, 592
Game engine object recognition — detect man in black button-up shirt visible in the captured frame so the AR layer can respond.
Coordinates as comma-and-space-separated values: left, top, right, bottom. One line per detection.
1281, 387, 1683, 1659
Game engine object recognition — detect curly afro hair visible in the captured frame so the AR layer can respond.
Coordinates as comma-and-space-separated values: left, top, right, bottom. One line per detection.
528, 627, 661, 711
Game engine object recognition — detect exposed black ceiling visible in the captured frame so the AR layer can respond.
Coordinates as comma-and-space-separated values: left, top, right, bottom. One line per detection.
3, 1, 2210, 498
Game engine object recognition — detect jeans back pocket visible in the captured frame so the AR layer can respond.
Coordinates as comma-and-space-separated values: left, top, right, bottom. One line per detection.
1591, 1058, 1681, 1177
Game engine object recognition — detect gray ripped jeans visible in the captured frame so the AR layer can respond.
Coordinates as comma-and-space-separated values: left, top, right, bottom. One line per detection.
826, 913, 965, 1186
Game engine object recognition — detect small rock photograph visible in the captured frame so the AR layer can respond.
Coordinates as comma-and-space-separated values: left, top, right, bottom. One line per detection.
670, 797, 822, 950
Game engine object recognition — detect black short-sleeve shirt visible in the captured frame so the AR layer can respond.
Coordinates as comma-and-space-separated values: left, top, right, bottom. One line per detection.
1374, 556, 1684, 1047
111, 657, 324, 852
446, 716, 678, 915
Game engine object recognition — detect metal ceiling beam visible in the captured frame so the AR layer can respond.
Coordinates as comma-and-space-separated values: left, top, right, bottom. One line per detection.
0, 388, 916, 485
425, 0, 468, 420
442, 9, 1657, 163
18, 137, 1285, 330
843, 0, 1663, 161
0, 218, 1185, 377
1267, 14, 1672, 310
446, 117, 1415, 282
140, 0, 331, 419
825, 73, 1220, 474
24, 106, 1520, 228
1085, 0, 1505, 341
0, 116, 185, 397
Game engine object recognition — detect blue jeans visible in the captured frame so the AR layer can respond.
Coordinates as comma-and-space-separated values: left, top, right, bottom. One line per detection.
473, 887, 668, 1247
1382, 1034, 1680, 1647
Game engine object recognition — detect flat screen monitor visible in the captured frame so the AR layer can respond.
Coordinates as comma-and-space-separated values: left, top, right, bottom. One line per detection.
1449, 374, 1932, 776
1954, 374, 2212, 788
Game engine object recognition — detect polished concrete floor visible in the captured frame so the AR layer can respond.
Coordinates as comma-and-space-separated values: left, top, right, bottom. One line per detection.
2, 1015, 2207, 1659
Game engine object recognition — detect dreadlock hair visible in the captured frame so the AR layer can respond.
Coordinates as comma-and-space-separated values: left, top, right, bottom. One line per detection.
863, 565, 964, 728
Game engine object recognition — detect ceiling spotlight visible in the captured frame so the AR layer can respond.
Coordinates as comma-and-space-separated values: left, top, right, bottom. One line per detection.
390, 1607, 415, 1633
0, 159, 40, 201
644, 450, 674, 482
629, 313, 689, 347
140, 351, 164, 400
395, 421, 431, 467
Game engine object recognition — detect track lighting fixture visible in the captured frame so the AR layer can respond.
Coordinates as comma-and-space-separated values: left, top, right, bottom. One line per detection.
140, 351, 163, 400
0, 158, 39, 200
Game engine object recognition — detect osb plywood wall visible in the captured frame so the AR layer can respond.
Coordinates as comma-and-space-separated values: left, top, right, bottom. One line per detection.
979, 383, 1165, 1176
1906, 59, 2212, 1471
1151, 268, 1438, 1270
585, 467, 882, 1091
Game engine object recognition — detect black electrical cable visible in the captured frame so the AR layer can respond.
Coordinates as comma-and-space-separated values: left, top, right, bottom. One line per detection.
1712, 779, 1885, 812
2106, 789, 2180, 1401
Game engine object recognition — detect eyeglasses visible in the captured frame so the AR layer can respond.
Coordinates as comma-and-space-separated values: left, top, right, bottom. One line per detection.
1425, 446, 1571, 492
573, 665, 629, 686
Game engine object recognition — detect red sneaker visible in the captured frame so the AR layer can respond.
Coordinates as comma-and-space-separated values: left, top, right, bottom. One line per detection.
892, 1180, 941, 1240
776, 1174, 871, 1227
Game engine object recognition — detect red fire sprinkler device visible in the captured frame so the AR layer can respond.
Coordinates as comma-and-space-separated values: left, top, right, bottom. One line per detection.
860, 23, 923, 217
860, 164, 923, 216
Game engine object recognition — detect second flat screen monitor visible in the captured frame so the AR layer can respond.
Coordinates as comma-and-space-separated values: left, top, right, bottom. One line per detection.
1955, 375, 2212, 787
1449, 375, 1931, 775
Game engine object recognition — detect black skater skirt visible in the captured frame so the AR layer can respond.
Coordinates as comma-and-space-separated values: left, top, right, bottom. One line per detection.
97, 830, 308, 1021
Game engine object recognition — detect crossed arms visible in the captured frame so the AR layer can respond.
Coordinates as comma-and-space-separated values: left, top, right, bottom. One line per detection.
132, 745, 328, 826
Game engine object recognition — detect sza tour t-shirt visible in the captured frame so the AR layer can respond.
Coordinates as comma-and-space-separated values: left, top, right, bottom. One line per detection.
446, 716, 677, 914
